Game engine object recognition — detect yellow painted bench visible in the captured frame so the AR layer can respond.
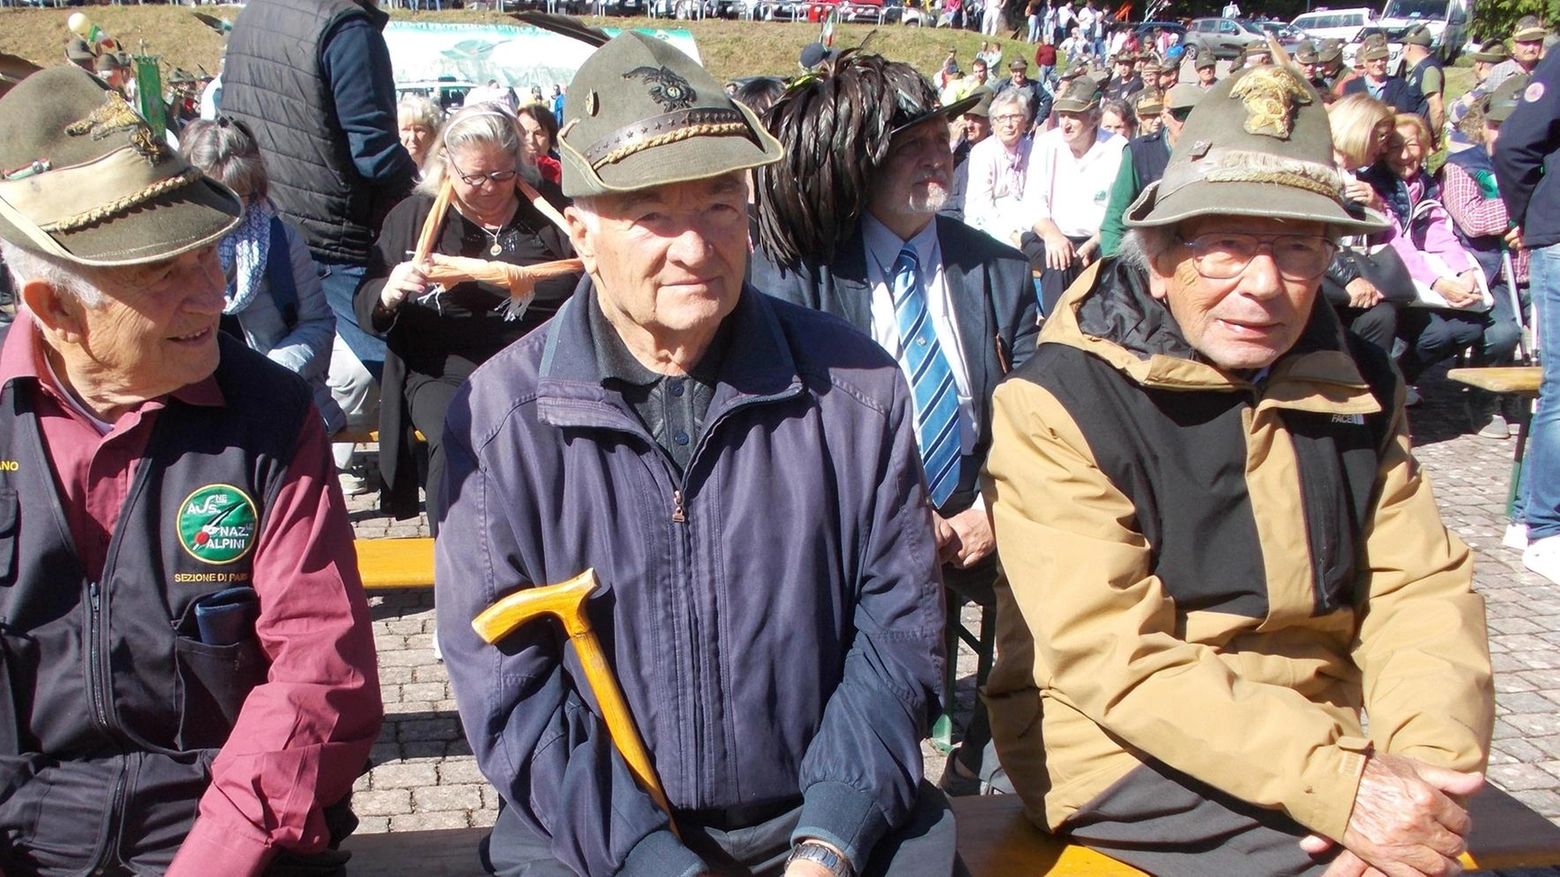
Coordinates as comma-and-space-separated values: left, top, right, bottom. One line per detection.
338, 786, 1560, 875
1447, 366, 1543, 516
355, 537, 434, 592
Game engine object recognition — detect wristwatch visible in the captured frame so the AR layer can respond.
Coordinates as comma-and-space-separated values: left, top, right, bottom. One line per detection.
787, 841, 853, 877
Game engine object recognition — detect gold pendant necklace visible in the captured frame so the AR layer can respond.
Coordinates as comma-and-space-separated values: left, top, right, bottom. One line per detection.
482, 224, 504, 256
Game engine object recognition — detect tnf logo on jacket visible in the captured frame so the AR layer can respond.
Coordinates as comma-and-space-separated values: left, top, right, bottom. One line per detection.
177, 484, 258, 564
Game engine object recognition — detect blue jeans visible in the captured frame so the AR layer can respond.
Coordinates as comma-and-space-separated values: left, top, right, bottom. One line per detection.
1524, 244, 1560, 539
314, 260, 384, 385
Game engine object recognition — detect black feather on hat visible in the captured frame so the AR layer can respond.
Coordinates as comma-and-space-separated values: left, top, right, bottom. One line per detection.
755, 51, 948, 271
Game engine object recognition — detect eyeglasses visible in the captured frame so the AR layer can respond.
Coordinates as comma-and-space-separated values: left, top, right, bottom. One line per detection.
1177, 232, 1336, 281
991, 113, 1027, 123
447, 156, 518, 187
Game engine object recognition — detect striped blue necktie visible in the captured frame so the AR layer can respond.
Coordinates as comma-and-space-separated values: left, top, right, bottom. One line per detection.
891, 245, 961, 508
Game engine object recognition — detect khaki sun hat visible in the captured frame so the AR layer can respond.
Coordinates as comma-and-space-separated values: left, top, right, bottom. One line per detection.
0, 65, 241, 267
1358, 38, 1391, 62
1471, 39, 1510, 64
1124, 65, 1385, 232
1053, 76, 1103, 113
1165, 83, 1203, 111
558, 31, 783, 198
1512, 16, 1547, 42
962, 86, 995, 118
1483, 73, 1531, 123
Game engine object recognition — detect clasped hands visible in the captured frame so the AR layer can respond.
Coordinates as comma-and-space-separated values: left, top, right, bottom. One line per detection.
934, 506, 996, 569
1301, 752, 1484, 877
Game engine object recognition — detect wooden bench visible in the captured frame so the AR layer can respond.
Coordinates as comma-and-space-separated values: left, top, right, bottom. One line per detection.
339, 785, 1560, 875
1447, 366, 1542, 516
355, 537, 435, 592
333, 429, 427, 445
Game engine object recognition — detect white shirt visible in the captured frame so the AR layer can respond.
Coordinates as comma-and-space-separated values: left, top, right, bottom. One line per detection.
1021, 125, 1125, 238
861, 213, 978, 458
963, 135, 1034, 245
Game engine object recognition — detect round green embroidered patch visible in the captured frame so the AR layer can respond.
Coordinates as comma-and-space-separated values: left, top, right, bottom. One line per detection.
177, 484, 258, 565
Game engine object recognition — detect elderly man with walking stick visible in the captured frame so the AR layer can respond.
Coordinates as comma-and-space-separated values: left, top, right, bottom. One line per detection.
436, 28, 954, 877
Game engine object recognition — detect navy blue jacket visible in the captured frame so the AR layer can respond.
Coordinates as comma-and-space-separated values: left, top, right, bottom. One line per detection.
1494, 50, 1560, 250
436, 286, 945, 877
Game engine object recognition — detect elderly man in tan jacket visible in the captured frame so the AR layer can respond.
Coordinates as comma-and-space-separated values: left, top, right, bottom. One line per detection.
983, 64, 1494, 877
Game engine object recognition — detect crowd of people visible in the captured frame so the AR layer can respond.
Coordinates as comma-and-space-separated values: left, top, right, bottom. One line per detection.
0, 2, 1556, 875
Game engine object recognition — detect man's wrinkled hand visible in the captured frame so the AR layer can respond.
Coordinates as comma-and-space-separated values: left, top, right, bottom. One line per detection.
944, 506, 996, 568
933, 514, 961, 564
1346, 277, 1384, 309
1301, 753, 1482, 877
1042, 231, 1075, 271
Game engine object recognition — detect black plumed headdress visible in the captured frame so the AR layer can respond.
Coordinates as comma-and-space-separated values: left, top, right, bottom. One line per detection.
755, 52, 941, 271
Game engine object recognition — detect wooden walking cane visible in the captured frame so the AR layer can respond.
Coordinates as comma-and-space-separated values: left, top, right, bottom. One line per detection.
471, 569, 678, 836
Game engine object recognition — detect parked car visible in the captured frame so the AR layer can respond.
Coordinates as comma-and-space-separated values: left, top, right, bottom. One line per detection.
1376, 0, 1471, 62
1290, 7, 1376, 45
1183, 17, 1267, 60
1132, 21, 1188, 52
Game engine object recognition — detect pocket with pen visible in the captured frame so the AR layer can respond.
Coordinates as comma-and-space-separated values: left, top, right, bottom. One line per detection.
174, 587, 268, 749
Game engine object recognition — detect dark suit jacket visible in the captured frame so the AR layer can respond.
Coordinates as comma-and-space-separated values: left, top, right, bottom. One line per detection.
751, 216, 1040, 515
1341, 74, 1428, 118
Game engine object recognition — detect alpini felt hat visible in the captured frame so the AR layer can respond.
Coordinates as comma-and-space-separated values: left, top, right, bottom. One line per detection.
0, 65, 241, 267
1402, 25, 1434, 47
1512, 16, 1547, 41
1125, 65, 1385, 232
1052, 76, 1103, 113
558, 31, 784, 198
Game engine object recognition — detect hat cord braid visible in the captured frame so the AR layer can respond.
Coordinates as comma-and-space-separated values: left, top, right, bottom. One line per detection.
596, 121, 751, 168
38, 168, 204, 233
1202, 168, 1340, 198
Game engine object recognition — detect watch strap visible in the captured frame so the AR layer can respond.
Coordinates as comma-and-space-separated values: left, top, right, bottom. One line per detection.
787, 841, 853, 877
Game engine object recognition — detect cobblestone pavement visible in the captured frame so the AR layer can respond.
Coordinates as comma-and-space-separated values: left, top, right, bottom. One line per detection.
347, 365, 1560, 870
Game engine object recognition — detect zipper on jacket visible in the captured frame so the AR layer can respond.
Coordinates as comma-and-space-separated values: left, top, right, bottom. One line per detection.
672, 489, 686, 524
88, 759, 129, 877
86, 582, 112, 733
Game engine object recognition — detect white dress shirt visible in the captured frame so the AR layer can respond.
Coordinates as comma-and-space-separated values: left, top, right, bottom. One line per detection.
963, 135, 1034, 246
1021, 125, 1126, 239
861, 213, 979, 458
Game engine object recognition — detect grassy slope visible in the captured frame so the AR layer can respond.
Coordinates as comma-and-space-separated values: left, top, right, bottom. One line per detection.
0, 6, 1010, 84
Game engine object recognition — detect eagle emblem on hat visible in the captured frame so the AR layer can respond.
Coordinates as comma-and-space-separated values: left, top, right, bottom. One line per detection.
64, 91, 167, 164
1229, 67, 1311, 139
623, 65, 697, 111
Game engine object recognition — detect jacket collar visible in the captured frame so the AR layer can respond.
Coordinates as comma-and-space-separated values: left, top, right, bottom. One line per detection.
536, 279, 804, 433
1050, 258, 1381, 416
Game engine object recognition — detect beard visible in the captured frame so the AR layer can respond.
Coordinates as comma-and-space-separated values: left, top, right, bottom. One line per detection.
884, 179, 951, 217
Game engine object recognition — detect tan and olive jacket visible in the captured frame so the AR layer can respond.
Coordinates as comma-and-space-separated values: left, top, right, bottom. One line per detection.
983, 259, 1494, 842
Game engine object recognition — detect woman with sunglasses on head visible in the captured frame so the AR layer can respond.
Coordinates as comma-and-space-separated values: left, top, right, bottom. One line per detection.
356, 104, 580, 531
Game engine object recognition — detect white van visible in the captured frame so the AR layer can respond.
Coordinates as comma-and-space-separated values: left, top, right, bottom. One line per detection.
1376, 0, 1472, 62
1290, 7, 1376, 43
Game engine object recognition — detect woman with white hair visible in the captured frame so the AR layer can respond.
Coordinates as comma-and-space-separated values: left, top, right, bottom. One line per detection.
398, 94, 444, 175
355, 104, 579, 530
181, 116, 344, 433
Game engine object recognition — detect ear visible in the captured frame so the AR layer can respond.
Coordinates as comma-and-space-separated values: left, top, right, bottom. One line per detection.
20, 278, 89, 345
563, 205, 598, 278
1145, 252, 1172, 301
